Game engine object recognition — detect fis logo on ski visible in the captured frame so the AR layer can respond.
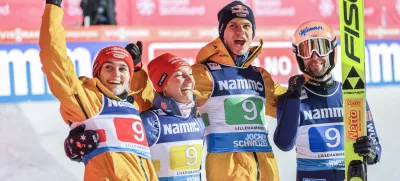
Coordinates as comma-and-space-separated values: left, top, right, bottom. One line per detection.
342, 0, 361, 63
233, 133, 269, 147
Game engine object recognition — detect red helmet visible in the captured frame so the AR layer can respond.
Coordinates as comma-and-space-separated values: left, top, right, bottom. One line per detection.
92, 45, 133, 78
292, 20, 337, 78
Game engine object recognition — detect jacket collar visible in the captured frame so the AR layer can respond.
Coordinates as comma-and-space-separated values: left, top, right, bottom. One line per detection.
306, 76, 336, 90
195, 37, 263, 67
151, 92, 196, 117
80, 77, 123, 101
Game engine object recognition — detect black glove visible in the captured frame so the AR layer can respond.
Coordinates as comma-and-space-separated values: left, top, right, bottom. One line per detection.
64, 125, 99, 162
286, 74, 308, 98
46, 0, 62, 7
353, 136, 378, 164
125, 41, 143, 72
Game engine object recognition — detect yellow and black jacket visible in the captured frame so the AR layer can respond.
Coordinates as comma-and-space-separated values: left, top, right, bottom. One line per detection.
131, 38, 286, 181
39, 4, 157, 181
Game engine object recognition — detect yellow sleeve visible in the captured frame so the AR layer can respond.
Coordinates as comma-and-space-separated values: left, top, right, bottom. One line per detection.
39, 4, 100, 123
191, 64, 213, 107
129, 69, 154, 112
256, 67, 287, 118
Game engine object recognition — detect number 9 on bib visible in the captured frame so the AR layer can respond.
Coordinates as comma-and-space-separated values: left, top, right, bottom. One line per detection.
169, 144, 202, 171
224, 97, 265, 125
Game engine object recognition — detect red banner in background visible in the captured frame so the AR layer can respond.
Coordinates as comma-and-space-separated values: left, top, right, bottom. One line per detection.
382, 0, 400, 26
0, 1, 44, 28
146, 41, 299, 84
0, 0, 398, 28
2, 25, 400, 43
132, 0, 221, 26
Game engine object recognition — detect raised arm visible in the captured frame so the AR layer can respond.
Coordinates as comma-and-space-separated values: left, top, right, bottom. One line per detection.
273, 75, 306, 151
39, 3, 79, 98
274, 95, 301, 151
39, 3, 99, 122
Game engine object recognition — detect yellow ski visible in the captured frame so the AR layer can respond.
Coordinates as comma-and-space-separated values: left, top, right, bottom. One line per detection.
339, 0, 367, 180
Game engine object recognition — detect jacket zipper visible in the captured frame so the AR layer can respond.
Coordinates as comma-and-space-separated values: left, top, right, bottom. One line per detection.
241, 44, 263, 67
253, 152, 260, 181
139, 156, 150, 181
74, 94, 89, 119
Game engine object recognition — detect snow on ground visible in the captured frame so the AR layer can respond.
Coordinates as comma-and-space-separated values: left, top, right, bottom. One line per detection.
0, 86, 398, 181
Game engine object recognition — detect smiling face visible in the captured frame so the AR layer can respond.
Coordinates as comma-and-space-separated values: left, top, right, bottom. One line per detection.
162, 66, 194, 103
223, 18, 253, 55
303, 53, 330, 77
98, 60, 130, 95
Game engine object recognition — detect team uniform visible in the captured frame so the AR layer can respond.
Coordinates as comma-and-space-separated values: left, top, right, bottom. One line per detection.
274, 78, 382, 181
130, 1, 287, 179
130, 37, 285, 181
193, 38, 285, 181
141, 93, 205, 181
39, 4, 157, 181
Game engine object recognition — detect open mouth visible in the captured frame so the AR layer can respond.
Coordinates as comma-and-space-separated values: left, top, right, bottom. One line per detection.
180, 88, 192, 92
108, 80, 122, 85
234, 40, 246, 46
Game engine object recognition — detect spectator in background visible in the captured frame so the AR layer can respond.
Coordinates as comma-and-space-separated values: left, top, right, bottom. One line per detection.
80, 0, 116, 26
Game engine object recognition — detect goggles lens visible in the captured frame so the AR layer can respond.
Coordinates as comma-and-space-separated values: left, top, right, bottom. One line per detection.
296, 38, 333, 59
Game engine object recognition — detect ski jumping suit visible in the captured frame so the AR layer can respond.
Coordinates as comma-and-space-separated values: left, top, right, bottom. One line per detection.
141, 93, 205, 181
193, 38, 285, 181
131, 38, 286, 181
274, 77, 382, 181
39, 4, 158, 181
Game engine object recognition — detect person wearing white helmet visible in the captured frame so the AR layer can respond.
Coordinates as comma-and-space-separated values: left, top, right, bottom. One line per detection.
273, 20, 382, 181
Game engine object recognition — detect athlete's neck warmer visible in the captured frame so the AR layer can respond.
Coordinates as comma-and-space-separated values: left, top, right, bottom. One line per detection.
175, 101, 195, 118
226, 46, 250, 66
116, 91, 128, 99
151, 92, 197, 118
306, 76, 335, 91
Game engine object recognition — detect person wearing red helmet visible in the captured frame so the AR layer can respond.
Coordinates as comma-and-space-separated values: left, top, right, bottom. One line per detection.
273, 20, 382, 181
141, 53, 205, 181
39, 0, 157, 180
64, 53, 206, 181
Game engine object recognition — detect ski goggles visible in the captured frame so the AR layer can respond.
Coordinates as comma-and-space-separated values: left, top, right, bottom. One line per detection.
293, 37, 337, 59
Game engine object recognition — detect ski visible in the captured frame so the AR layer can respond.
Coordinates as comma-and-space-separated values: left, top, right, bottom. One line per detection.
339, 0, 368, 181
